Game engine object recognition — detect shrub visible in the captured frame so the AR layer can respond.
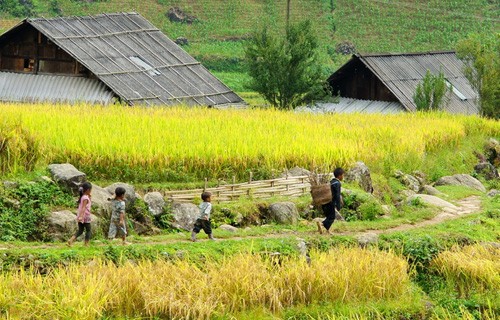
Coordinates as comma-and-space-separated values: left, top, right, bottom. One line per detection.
413, 70, 451, 111
0, 180, 74, 241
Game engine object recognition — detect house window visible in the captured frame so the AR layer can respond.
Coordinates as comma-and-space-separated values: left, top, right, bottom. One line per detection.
23, 58, 34, 72
129, 56, 161, 76
446, 80, 468, 101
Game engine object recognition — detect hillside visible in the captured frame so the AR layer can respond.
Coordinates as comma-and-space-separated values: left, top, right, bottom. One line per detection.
0, 0, 498, 91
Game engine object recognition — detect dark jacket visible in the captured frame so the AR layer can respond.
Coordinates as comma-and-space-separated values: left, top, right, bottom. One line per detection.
330, 178, 342, 211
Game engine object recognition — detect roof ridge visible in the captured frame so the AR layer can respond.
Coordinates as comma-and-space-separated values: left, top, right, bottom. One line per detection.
357, 50, 456, 58
27, 12, 138, 22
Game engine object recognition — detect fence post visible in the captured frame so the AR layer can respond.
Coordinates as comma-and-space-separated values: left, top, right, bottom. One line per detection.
231, 176, 236, 200
249, 171, 253, 183
204, 178, 208, 191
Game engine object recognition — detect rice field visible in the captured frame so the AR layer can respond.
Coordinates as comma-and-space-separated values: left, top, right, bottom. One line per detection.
431, 244, 500, 298
1, 103, 500, 181
0, 248, 415, 319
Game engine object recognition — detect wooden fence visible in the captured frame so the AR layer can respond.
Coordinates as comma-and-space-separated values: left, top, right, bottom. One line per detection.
164, 175, 311, 203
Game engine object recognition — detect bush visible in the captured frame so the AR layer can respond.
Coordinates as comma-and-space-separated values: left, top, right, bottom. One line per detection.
0, 180, 74, 241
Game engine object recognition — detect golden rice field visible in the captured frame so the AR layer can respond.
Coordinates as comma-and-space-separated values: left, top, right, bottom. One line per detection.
0, 248, 415, 319
431, 244, 500, 298
2, 103, 500, 181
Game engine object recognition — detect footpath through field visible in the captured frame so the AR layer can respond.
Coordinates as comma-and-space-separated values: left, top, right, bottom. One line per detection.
0, 196, 482, 250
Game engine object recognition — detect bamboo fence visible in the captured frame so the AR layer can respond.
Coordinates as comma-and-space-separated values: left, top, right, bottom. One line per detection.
164, 175, 310, 203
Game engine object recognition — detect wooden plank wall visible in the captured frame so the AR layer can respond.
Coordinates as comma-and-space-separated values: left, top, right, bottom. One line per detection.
164, 175, 311, 203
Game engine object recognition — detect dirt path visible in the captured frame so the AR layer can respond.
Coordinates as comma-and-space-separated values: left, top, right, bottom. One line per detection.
0, 196, 482, 250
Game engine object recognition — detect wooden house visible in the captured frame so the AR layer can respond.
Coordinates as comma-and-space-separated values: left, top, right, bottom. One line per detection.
0, 12, 243, 106
327, 51, 478, 114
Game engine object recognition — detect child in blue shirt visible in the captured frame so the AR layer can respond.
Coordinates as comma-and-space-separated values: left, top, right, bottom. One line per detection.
191, 191, 216, 242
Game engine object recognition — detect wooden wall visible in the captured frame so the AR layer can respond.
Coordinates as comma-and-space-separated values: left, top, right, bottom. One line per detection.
0, 24, 89, 76
329, 58, 398, 102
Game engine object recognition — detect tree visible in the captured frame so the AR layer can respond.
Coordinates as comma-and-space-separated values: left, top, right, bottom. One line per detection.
245, 20, 327, 110
413, 70, 450, 111
456, 34, 500, 119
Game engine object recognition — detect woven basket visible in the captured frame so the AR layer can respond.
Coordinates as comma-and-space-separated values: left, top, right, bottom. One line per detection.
310, 184, 332, 205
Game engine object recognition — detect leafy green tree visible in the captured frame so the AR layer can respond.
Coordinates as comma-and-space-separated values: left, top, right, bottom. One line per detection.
457, 34, 500, 119
245, 20, 327, 109
413, 70, 450, 111
0, 0, 34, 17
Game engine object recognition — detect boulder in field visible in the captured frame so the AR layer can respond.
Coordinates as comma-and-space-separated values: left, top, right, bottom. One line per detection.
47, 163, 86, 194
356, 232, 379, 248
395, 170, 421, 192
90, 185, 113, 217
218, 224, 238, 233
474, 162, 499, 180
144, 192, 166, 217
435, 174, 486, 192
47, 210, 100, 241
421, 185, 445, 197
105, 183, 137, 209
280, 166, 310, 178
407, 194, 457, 209
487, 189, 500, 197
268, 202, 299, 225
345, 161, 373, 193
171, 202, 199, 230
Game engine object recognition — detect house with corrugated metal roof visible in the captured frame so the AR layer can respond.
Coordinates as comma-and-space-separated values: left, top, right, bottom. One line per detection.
327, 51, 478, 114
0, 12, 243, 106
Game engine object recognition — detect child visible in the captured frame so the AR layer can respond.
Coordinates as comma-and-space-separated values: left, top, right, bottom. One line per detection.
107, 187, 129, 244
317, 167, 344, 235
191, 191, 216, 242
67, 182, 92, 246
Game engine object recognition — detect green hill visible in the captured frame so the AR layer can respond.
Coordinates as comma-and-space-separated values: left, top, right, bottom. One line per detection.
1, 0, 498, 92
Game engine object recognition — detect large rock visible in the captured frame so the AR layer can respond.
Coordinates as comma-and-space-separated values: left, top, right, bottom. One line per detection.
356, 232, 379, 248
167, 7, 198, 24
280, 166, 310, 178
474, 162, 499, 180
218, 224, 238, 233
344, 161, 373, 193
395, 170, 421, 192
487, 189, 500, 197
47, 163, 86, 194
268, 202, 299, 225
144, 192, 165, 217
47, 210, 100, 241
105, 183, 137, 209
407, 194, 457, 209
171, 202, 199, 230
132, 220, 161, 236
91, 185, 113, 217
421, 185, 445, 197
435, 174, 486, 192
485, 138, 500, 166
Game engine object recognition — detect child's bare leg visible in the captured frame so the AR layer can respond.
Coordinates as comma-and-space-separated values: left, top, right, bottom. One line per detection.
67, 235, 76, 246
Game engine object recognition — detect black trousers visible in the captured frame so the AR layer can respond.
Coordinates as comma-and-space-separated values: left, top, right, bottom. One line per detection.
193, 218, 212, 235
74, 222, 91, 241
321, 201, 336, 230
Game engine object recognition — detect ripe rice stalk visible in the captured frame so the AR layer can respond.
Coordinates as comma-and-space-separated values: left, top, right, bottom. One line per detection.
0, 248, 413, 319
430, 244, 500, 298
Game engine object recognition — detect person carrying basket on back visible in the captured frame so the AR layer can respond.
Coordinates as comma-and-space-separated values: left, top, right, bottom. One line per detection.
317, 167, 344, 234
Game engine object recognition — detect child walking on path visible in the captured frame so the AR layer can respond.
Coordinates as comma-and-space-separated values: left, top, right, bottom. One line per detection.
67, 182, 92, 247
317, 167, 344, 235
191, 191, 216, 242
107, 187, 129, 245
